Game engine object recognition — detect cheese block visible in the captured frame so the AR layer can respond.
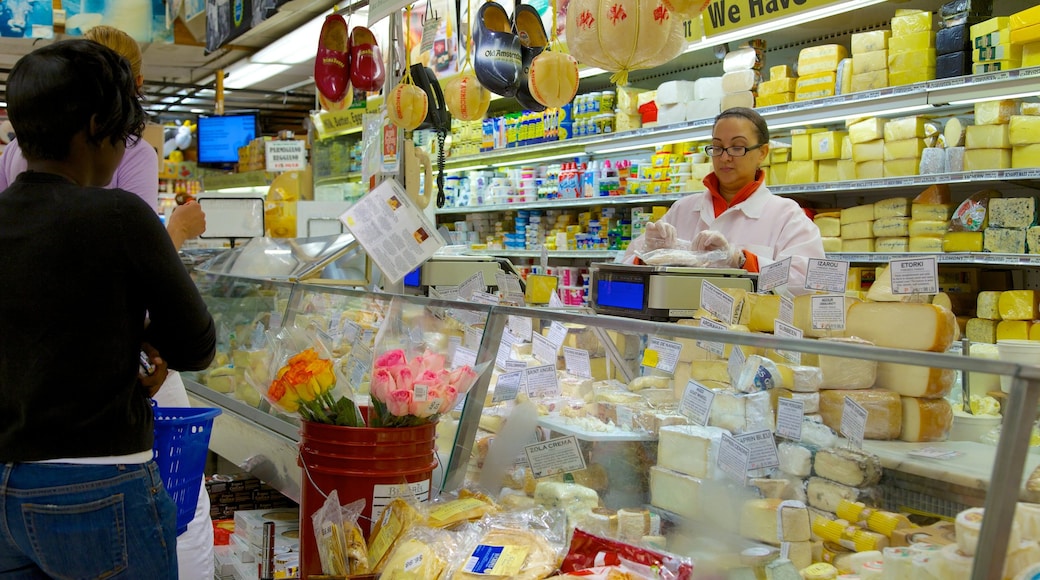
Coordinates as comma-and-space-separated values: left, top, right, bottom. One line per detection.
873, 217, 911, 237
759, 77, 798, 96
778, 441, 814, 477
381, 536, 450, 578
944, 231, 984, 252
793, 294, 860, 339
815, 216, 841, 237
1014, 144, 1040, 169
945, 117, 967, 147
722, 70, 761, 93
997, 320, 1032, 340
454, 528, 557, 580
709, 389, 774, 434
845, 302, 956, 352
892, 11, 933, 37
977, 291, 1003, 320
900, 397, 953, 442
875, 237, 909, 252
814, 447, 883, 487
746, 293, 782, 333
852, 30, 891, 53
1029, 226, 1040, 254
1022, 102, 1040, 116
852, 139, 885, 162
812, 131, 847, 160
840, 203, 876, 224
787, 160, 819, 184
999, 290, 1040, 320
740, 498, 784, 545
908, 220, 949, 237
791, 390, 820, 413
883, 159, 919, 178
757, 92, 796, 108
874, 362, 955, 398
799, 45, 848, 75
848, 118, 887, 144
780, 501, 813, 543
913, 183, 951, 204
890, 68, 935, 86
911, 203, 953, 221
819, 389, 902, 440
852, 50, 888, 74
856, 160, 884, 180
984, 227, 1026, 253
842, 238, 875, 252
965, 124, 1012, 149
842, 220, 875, 240
796, 72, 838, 101
657, 425, 727, 479
890, 32, 935, 54
908, 236, 944, 252
989, 197, 1037, 229
782, 364, 824, 393
884, 117, 929, 142
822, 237, 842, 252
966, 317, 998, 343
650, 466, 702, 519
874, 198, 912, 219
818, 337, 878, 390
851, 70, 889, 93
769, 64, 793, 79
807, 477, 873, 513
974, 99, 1018, 125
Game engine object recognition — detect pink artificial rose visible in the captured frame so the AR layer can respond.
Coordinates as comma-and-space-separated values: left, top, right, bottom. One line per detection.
438, 386, 459, 414
448, 365, 479, 394
370, 368, 396, 403
419, 350, 447, 373
374, 349, 407, 370
386, 389, 412, 417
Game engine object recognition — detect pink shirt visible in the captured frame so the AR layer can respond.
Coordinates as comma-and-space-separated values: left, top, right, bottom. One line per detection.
625, 183, 825, 293
0, 138, 160, 211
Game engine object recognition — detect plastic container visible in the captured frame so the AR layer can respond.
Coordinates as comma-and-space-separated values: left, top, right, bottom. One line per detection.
949, 412, 1002, 442
297, 415, 437, 577
153, 406, 221, 534
996, 339, 1040, 392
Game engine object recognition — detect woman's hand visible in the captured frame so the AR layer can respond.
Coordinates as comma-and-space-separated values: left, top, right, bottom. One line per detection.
167, 201, 206, 250
692, 230, 745, 268
644, 221, 678, 251
138, 342, 169, 398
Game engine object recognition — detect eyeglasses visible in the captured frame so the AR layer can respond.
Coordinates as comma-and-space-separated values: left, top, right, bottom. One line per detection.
704, 143, 765, 157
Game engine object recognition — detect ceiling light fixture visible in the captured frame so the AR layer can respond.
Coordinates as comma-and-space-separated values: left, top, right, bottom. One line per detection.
251, 13, 328, 64
224, 62, 291, 89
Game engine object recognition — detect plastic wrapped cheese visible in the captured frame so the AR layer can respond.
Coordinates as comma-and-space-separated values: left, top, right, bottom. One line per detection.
798, 44, 848, 75
819, 389, 903, 440
815, 446, 882, 487
998, 290, 1040, 320
874, 197, 911, 219
873, 217, 911, 237
851, 30, 891, 53
900, 396, 953, 442
974, 99, 1019, 125
966, 123, 1012, 149
657, 425, 726, 479
884, 116, 929, 141
721, 70, 761, 93
818, 337, 878, 390
778, 441, 814, 477
806, 476, 875, 513
875, 362, 955, 398
709, 389, 774, 434
845, 302, 956, 352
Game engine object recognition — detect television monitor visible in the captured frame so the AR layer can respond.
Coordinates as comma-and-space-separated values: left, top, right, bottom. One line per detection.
196, 113, 259, 166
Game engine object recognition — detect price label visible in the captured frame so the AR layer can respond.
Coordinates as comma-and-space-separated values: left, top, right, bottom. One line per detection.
779, 296, 794, 324
679, 380, 715, 426
505, 359, 528, 373
697, 318, 728, 356
496, 328, 517, 369
453, 346, 477, 369
459, 271, 486, 300
492, 371, 522, 403
642, 337, 682, 374
524, 364, 560, 398
700, 280, 737, 324
432, 285, 459, 301
419, 14, 440, 53
805, 258, 850, 293
470, 291, 500, 305
464, 326, 484, 351
773, 320, 803, 365
735, 429, 780, 471
547, 322, 568, 349
776, 398, 804, 441
496, 273, 523, 294
508, 315, 533, 342
563, 347, 592, 378
532, 333, 559, 365
525, 435, 586, 479
810, 294, 846, 331
907, 447, 964, 460
842, 396, 869, 449
759, 257, 792, 292
890, 256, 938, 295
727, 345, 746, 386
549, 290, 565, 307
718, 433, 751, 482
340, 319, 362, 344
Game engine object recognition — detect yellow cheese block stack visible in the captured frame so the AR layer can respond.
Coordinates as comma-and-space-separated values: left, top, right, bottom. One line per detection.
983, 196, 1038, 254
756, 64, 797, 108
1011, 5, 1040, 63
788, 128, 826, 184
848, 117, 886, 180
908, 184, 951, 252
888, 9, 936, 86
965, 99, 1019, 171
972, 16, 1020, 73
1010, 113, 1040, 170
795, 44, 846, 101
812, 130, 847, 183
882, 115, 930, 178
850, 29, 890, 93
840, 203, 876, 252
872, 197, 911, 252
815, 211, 841, 252
966, 290, 1040, 343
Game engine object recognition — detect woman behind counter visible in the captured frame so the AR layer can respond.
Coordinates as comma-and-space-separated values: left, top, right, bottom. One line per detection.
625, 107, 825, 293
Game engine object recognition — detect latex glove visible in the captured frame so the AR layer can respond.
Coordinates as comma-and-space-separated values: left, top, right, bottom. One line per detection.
691, 229, 745, 268
643, 221, 677, 251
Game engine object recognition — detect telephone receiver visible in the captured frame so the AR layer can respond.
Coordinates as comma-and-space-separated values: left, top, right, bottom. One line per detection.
410, 64, 450, 132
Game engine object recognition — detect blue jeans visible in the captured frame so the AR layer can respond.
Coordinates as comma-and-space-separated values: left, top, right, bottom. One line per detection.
0, 461, 178, 579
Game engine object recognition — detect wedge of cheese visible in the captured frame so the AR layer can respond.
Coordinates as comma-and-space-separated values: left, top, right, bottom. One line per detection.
807, 477, 874, 513
900, 396, 953, 442
814, 447, 883, 487
998, 290, 1040, 320
874, 362, 956, 398
649, 466, 703, 519
845, 302, 957, 352
657, 425, 726, 479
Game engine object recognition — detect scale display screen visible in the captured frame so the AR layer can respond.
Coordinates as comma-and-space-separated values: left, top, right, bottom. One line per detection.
595, 279, 645, 310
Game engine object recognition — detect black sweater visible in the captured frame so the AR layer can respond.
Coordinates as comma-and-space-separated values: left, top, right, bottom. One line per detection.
0, 172, 215, 461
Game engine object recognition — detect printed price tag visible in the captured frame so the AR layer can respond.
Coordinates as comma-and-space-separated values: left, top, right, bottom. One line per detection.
728, 345, 746, 386
679, 380, 715, 426
433, 285, 460, 300
805, 258, 850, 294
508, 315, 533, 342
907, 447, 964, 460
735, 429, 780, 471
777, 398, 805, 441
470, 291, 500, 305
459, 271, 486, 300
502, 291, 527, 306
505, 359, 528, 373
496, 272, 523, 294
547, 322, 568, 349
773, 320, 803, 365
447, 335, 461, 362
452, 346, 477, 369
338, 319, 362, 345
549, 290, 565, 307
810, 294, 846, 331
492, 371, 522, 403
718, 433, 751, 482
842, 396, 869, 449
890, 256, 939, 295
525, 435, 586, 479
697, 318, 728, 356
419, 14, 441, 54
759, 257, 792, 292
524, 364, 560, 398
779, 296, 794, 324
463, 326, 483, 351
496, 328, 516, 369
532, 333, 559, 365
701, 280, 737, 324
563, 347, 592, 378
642, 337, 682, 374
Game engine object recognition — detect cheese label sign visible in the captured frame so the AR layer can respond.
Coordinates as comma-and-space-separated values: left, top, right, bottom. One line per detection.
890, 256, 939, 295
805, 258, 850, 293
842, 396, 868, 449
525, 435, 586, 479
759, 257, 792, 292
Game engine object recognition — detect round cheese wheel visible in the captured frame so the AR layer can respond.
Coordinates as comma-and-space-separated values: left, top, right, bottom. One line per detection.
387, 83, 428, 131
444, 72, 490, 121
529, 50, 579, 109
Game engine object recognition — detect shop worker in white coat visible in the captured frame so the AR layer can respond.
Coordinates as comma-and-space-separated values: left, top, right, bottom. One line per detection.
624, 107, 825, 294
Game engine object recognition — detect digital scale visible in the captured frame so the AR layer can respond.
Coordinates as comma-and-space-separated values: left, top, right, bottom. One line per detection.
404, 255, 525, 295
591, 263, 757, 321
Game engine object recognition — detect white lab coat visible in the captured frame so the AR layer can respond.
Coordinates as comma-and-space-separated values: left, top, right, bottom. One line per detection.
624, 183, 825, 294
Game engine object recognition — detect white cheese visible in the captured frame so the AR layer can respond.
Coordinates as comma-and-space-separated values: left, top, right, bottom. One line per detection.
657, 425, 727, 480
813, 447, 883, 487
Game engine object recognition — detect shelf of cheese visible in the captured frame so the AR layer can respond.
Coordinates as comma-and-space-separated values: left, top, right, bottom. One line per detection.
828, 252, 1040, 266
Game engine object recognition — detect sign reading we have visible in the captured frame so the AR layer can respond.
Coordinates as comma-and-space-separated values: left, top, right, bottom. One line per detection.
702, 0, 837, 36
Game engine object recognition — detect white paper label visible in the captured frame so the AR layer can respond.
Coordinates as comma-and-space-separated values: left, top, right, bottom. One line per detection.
525, 435, 586, 479
470, 290, 500, 305
496, 328, 516, 368
420, 15, 440, 53
496, 272, 523, 294
453, 346, 478, 369
547, 322, 568, 349
890, 256, 939, 295
776, 398, 805, 441
735, 429, 781, 471
459, 271, 486, 300
524, 364, 561, 398
434, 285, 460, 301
508, 315, 533, 342
549, 290, 565, 307
447, 335, 461, 363
563, 347, 592, 379
503, 291, 527, 306
463, 326, 483, 351
907, 446, 964, 460
643, 337, 683, 374
804, 258, 850, 294
779, 295, 794, 324
718, 433, 751, 482
679, 380, 715, 426
492, 371, 523, 403
759, 257, 792, 292
532, 333, 559, 365
697, 317, 728, 356
700, 280, 736, 324
810, 294, 846, 331
505, 359, 527, 373
773, 320, 803, 365
841, 396, 869, 449
728, 345, 747, 385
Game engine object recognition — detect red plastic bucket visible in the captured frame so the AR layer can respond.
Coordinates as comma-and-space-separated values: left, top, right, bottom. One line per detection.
298, 418, 437, 577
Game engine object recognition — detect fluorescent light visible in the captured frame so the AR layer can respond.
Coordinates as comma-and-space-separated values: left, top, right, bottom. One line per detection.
949, 91, 1040, 106
252, 13, 328, 64
447, 164, 490, 172
224, 63, 291, 89
579, 66, 608, 79
587, 143, 658, 155
495, 152, 583, 167
767, 104, 933, 130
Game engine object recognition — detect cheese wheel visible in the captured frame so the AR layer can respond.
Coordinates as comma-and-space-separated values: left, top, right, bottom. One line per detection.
845, 302, 956, 352
819, 389, 902, 440
818, 337, 878, 390
814, 446, 883, 487
899, 396, 953, 442
944, 117, 966, 147
874, 362, 955, 398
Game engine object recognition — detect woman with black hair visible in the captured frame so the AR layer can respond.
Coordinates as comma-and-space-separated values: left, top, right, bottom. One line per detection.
0, 39, 215, 578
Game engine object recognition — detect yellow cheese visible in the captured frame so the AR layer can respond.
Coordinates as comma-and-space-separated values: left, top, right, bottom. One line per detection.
842, 220, 875, 240
769, 64, 793, 80
848, 118, 887, 144
793, 294, 860, 339
850, 70, 889, 93
884, 117, 929, 142
1031, 324, 1040, 340
883, 159, 920, 177
838, 159, 857, 181
818, 160, 839, 183
792, 133, 812, 161
846, 302, 957, 352
975, 43, 1023, 62
1011, 5, 1040, 30
1029, 226, 1040, 254
875, 362, 955, 399
975, 99, 1019, 125
883, 138, 927, 161
971, 17, 1010, 40
819, 389, 902, 440
798, 44, 848, 75
851, 30, 891, 53
966, 318, 998, 343
999, 290, 1040, 320
889, 47, 936, 70
944, 231, 984, 252
856, 160, 884, 179
840, 203, 875, 224
997, 320, 1032, 340
812, 131, 847, 160
759, 77, 798, 96
853, 139, 885, 162
787, 160, 819, 185
945, 117, 967, 147
984, 226, 1026, 253
1009, 116, 1040, 145
1013, 144, 1040, 168
873, 217, 910, 237
964, 148, 1012, 171
965, 124, 1012, 149
796, 72, 837, 101
900, 397, 953, 442
977, 291, 1003, 320
1011, 24, 1040, 46
912, 203, 953, 221
890, 68, 935, 86
815, 216, 841, 237
909, 220, 949, 237
889, 31, 936, 54
1024, 42, 1040, 68
874, 197, 911, 219
745, 293, 781, 333
892, 11, 933, 37
842, 238, 875, 252
756, 92, 795, 107
822, 237, 842, 252
875, 237, 909, 252
909, 236, 944, 252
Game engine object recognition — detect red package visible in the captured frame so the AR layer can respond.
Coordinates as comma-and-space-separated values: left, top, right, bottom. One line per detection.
561, 529, 694, 580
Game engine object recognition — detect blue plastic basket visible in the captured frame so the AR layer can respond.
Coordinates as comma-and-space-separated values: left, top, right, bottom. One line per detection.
153, 406, 221, 534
